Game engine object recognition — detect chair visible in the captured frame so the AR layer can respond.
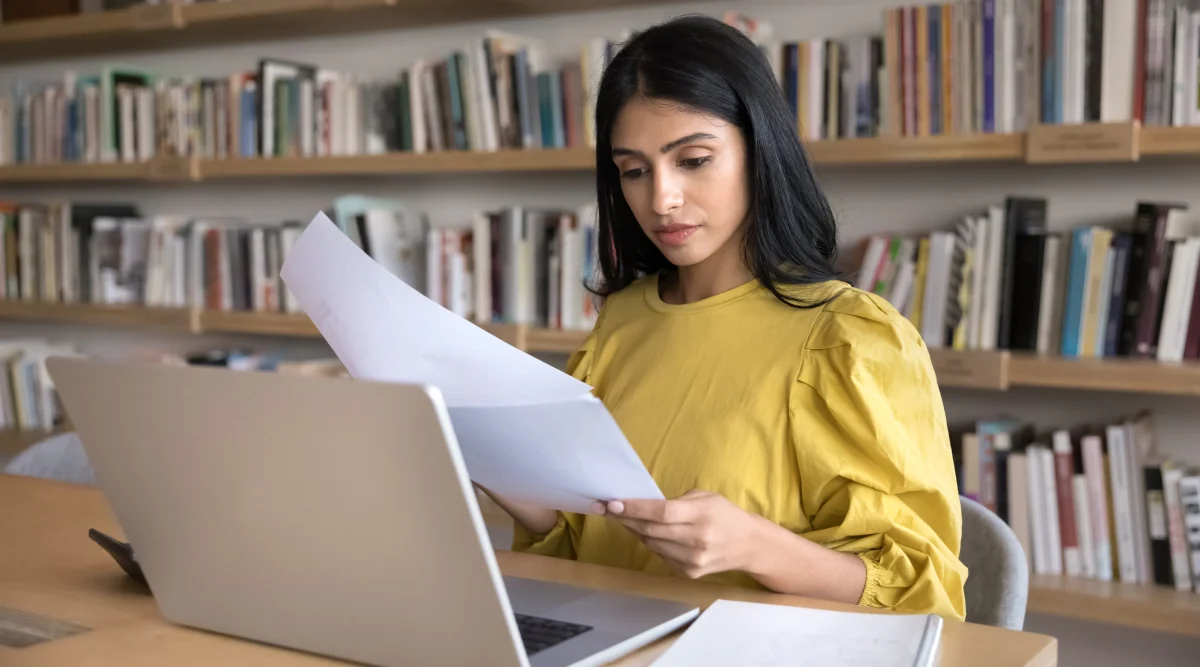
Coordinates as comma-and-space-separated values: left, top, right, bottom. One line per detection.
959, 495, 1028, 631
3, 431, 95, 486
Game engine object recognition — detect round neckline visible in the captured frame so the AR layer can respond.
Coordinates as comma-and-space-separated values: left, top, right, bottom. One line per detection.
644, 272, 763, 314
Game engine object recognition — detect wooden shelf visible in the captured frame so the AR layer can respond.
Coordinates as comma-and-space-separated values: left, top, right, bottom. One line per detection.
0, 0, 683, 62
198, 310, 318, 337
1008, 352, 1200, 396
3, 127, 1199, 183
199, 148, 595, 179
1028, 575, 1200, 638
0, 301, 192, 330
806, 133, 1025, 164
1139, 125, 1200, 157
9, 301, 1200, 397
0, 161, 152, 183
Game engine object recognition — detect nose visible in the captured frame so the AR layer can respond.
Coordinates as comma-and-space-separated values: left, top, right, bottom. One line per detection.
651, 167, 684, 216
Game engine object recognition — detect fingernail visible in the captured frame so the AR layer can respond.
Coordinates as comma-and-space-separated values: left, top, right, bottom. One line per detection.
608, 501, 625, 515
591, 502, 606, 514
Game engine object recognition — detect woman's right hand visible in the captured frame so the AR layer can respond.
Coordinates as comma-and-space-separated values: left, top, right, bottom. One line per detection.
474, 484, 560, 536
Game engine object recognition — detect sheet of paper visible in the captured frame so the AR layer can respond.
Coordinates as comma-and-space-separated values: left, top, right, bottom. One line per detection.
651, 600, 942, 667
279, 211, 664, 511
279, 212, 592, 407
449, 397, 664, 514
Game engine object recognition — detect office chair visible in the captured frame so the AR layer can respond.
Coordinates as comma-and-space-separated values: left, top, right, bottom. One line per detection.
3, 431, 95, 486
959, 495, 1028, 630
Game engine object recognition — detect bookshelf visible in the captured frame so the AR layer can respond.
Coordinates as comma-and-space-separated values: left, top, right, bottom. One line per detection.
1028, 575, 1200, 639
0, 300, 192, 330
0, 0, 686, 62
7, 301, 1200, 397
5, 123, 1200, 184
198, 148, 597, 179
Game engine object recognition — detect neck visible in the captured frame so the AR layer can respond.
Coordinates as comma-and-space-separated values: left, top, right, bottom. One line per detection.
666, 243, 755, 305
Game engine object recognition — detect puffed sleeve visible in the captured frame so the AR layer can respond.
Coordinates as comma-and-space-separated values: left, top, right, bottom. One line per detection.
510, 305, 607, 557
791, 289, 967, 620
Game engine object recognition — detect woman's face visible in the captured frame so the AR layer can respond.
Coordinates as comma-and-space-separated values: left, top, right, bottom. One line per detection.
610, 96, 751, 269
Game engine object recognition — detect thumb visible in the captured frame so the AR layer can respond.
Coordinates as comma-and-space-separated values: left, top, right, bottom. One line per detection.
677, 489, 712, 500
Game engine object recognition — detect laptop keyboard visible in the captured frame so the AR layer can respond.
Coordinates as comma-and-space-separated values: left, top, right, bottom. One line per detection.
514, 613, 593, 656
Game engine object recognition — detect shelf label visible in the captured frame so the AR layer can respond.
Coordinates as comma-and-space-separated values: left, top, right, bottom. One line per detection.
129, 3, 184, 30
1025, 122, 1139, 164
929, 349, 1009, 390
147, 156, 200, 181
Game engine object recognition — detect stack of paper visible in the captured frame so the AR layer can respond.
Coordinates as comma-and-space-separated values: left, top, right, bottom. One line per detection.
279, 212, 663, 513
652, 600, 943, 667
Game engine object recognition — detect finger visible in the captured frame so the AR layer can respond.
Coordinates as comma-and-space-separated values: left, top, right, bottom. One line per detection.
608, 498, 692, 524
618, 517, 691, 542
642, 536, 696, 564
590, 501, 607, 515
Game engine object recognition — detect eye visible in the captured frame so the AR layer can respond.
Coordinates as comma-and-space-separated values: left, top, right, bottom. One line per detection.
679, 156, 711, 169
621, 167, 648, 180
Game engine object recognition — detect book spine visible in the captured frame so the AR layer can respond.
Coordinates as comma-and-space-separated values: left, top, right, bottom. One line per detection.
1104, 235, 1131, 357
1178, 476, 1200, 592
1053, 431, 1082, 576
1143, 465, 1175, 586
1136, 211, 1174, 357
1162, 468, 1194, 590
983, 0, 996, 131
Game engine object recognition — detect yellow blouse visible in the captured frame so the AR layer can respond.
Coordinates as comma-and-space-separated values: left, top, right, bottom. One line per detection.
512, 275, 967, 620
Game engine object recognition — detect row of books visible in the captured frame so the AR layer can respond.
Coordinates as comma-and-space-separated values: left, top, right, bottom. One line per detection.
0, 338, 347, 434
427, 206, 600, 332
856, 198, 1200, 360
0, 197, 602, 331
0, 339, 75, 432
737, 1, 1200, 139
954, 412, 1200, 591
14, 1, 1200, 165
0, 30, 624, 165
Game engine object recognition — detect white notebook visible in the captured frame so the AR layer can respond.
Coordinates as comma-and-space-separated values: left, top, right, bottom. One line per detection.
652, 599, 943, 667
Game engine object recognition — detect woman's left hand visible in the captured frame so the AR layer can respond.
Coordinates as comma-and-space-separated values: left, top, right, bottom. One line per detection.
595, 490, 766, 579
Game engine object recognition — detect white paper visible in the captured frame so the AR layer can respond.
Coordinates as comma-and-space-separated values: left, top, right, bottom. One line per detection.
652, 600, 942, 667
279, 212, 591, 408
449, 398, 663, 514
279, 212, 663, 512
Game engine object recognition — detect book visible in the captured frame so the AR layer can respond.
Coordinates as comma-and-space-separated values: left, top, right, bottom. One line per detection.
652, 599, 943, 667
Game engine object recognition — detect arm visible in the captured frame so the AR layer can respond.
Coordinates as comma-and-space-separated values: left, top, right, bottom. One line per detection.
603, 491, 866, 606
475, 485, 559, 535
745, 517, 867, 604
792, 292, 967, 618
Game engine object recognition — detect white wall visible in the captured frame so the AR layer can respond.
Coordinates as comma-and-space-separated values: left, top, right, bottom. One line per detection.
2, 1, 1199, 663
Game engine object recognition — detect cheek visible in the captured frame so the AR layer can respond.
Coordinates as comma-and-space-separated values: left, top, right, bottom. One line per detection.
620, 180, 655, 225
689, 162, 749, 228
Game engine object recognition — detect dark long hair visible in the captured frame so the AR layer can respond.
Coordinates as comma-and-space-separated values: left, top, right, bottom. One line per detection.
592, 14, 840, 308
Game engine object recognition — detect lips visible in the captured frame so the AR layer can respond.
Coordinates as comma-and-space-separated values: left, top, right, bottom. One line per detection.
655, 224, 699, 246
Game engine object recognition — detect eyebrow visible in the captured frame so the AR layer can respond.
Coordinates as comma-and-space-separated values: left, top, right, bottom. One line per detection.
611, 132, 719, 157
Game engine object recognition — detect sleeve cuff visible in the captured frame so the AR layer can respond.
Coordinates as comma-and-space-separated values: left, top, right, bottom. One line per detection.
856, 552, 886, 608
511, 513, 572, 557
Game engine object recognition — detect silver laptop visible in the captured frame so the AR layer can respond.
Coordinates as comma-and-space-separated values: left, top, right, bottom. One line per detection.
46, 357, 698, 667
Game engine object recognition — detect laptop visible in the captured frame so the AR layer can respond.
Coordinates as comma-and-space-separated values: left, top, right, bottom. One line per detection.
46, 357, 699, 667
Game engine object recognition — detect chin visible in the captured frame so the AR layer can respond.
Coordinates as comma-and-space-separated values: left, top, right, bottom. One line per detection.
656, 243, 712, 267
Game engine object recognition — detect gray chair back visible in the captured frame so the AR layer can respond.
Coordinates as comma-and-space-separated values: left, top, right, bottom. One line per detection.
959, 495, 1028, 630
3, 432, 94, 486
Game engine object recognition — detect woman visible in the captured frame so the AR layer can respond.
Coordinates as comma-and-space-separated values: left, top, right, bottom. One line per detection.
486, 14, 967, 620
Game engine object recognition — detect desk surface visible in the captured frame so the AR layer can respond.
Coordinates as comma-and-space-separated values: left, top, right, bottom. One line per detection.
0, 474, 1056, 667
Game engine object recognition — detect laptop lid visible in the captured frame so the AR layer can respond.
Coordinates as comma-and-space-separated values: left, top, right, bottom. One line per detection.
46, 356, 529, 667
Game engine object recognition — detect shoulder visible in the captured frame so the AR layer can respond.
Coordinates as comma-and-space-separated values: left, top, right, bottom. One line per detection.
802, 284, 926, 358
793, 284, 935, 396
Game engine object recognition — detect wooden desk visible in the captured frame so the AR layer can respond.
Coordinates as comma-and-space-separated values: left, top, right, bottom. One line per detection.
1, 474, 1056, 666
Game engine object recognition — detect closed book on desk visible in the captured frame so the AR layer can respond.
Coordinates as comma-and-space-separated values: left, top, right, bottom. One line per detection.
652, 599, 942, 667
